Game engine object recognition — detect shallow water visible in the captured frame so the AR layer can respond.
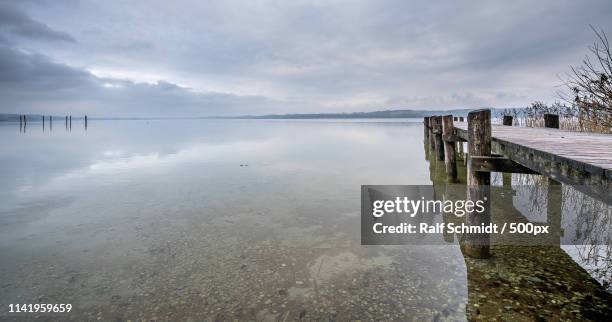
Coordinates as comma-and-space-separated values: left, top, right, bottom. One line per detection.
0, 119, 610, 321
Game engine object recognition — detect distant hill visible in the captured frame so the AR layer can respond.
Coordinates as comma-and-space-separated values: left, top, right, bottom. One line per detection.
1, 108, 520, 121
225, 108, 508, 119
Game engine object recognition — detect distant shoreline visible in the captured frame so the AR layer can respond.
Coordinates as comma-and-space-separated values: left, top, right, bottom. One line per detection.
1, 108, 518, 121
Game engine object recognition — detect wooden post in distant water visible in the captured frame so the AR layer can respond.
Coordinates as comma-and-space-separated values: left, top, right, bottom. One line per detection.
502, 115, 513, 126
432, 116, 445, 161
50, 115, 52, 131
442, 115, 457, 182
463, 109, 492, 259
42, 115, 45, 131
423, 117, 429, 141
544, 114, 559, 129
85, 115, 88, 130
69, 115, 72, 131
65, 116, 68, 129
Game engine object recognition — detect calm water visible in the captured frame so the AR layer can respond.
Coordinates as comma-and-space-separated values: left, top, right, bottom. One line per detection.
0, 119, 610, 321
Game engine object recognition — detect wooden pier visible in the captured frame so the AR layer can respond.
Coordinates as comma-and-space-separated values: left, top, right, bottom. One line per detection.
424, 109, 612, 258
454, 119, 612, 204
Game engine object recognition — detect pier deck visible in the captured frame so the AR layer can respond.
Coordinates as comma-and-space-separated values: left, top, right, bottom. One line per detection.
454, 122, 612, 203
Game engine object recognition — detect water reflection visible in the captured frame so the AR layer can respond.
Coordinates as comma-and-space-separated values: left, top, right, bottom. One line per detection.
1, 119, 466, 321
0, 119, 610, 320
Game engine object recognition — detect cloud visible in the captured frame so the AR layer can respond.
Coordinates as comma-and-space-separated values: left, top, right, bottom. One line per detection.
0, 45, 286, 116
0, 5, 75, 42
1, 0, 612, 116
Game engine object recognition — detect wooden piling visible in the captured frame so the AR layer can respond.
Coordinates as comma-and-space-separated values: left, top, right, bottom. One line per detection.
428, 117, 435, 149
85, 115, 88, 130
50, 115, 52, 130
432, 116, 445, 161
69, 115, 72, 130
442, 115, 458, 182
502, 115, 513, 126
464, 109, 492, 259
42, 115, 45, 131
544, 114, 559, 128
424, 116, 430, 140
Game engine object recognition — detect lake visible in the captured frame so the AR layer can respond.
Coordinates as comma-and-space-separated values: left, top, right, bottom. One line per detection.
0, 119, 610, 320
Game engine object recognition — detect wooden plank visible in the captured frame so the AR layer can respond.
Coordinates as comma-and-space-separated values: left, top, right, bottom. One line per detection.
470, 156, 538, 174
454, 123, 612, 172
454, 122, 612, 204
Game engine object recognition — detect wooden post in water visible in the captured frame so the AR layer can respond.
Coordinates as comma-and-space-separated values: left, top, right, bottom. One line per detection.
502, 115, 513, 126
544, 114, 559, 128
432, 116, 445, 161
442, 115, 458, 182
85, 115, 88, 130
464, 109, 492, 259
428, 117, 435, 149
42, 115, 45, 131
19, 115, 23, 129
424, 117, 429, 141
69, 115, 72, 130
50, 115, 52, 131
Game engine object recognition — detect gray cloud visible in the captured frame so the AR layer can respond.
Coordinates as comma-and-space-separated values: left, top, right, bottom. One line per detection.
0, 5, 75, 42
0, 45, 286, 116
1, 0, 612, 116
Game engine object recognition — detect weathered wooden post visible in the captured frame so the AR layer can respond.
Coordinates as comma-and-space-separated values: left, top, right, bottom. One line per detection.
19, 115, 23, 128
432, 116, 445, 161
69, 115, 72, 130
85, 115, 88, 130
464, 109, 492, 259
428, 117, 435, 149
65, 115, 68, 129
424, 116, 429, 141
49, 115, 52, 130
502, 115, 513, 126
544, 114, 559, 128
42, 115, 45, 131
442, 115, 458, 182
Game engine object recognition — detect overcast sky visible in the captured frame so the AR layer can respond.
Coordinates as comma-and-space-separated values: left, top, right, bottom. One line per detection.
1, 0, 611, 116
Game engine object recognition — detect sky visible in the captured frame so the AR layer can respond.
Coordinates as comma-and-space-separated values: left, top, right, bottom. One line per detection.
1, 0, 611, 117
